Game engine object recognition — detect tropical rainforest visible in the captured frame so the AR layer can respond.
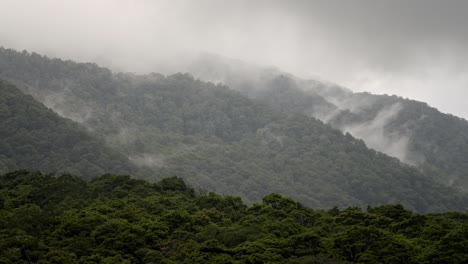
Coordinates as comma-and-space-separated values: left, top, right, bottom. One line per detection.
0, 48, 468, 213
1, 170, 467, 263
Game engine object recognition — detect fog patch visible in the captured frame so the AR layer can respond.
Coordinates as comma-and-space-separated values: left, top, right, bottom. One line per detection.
327, 93, 381, 115
342, 103, 417, 164
40, 90, 93, 124
129, 153, 166, 168
186, 53, 284, 98
113, 127, 139, 145
312, 107, 343, 123
257, 125, 286, 148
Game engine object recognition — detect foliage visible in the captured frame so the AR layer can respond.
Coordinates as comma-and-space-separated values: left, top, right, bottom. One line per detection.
0, 170, 467, 263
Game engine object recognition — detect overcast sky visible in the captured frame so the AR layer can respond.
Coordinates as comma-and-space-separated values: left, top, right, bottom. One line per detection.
1, 0, 467, 119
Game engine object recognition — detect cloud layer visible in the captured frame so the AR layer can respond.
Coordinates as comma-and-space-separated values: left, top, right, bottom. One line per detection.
1, 0, 467, 119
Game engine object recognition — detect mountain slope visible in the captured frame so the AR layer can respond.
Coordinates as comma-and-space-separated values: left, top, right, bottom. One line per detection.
326, 92, 468, 190
0, 47, 467, 212
185, 54, 468, 192
0, 79, 143, 180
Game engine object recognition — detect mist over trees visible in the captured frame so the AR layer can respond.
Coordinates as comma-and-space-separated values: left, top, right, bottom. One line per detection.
0, 79, 145, 180
1, 1, 468, 262
185, 54, 468, 192
0, 48, 467, 213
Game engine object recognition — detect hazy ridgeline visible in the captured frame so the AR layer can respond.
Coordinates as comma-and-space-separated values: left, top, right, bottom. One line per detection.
185, 54, 468, 191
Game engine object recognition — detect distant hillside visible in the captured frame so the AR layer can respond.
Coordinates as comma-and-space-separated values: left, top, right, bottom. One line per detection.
0, 79, 143, 180
0, 47, 467, 212
186, 54, 468, 192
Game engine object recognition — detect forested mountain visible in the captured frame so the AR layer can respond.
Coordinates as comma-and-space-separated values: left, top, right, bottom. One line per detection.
186, 54, 468, 192
0, 80, 144, 180
0, 47, 467, 212
1, 170, 467, 263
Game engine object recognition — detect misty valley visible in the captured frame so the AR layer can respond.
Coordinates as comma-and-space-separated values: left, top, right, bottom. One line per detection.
1, 47, 468, 263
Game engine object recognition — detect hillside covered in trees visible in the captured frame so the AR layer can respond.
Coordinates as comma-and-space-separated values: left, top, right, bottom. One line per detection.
186, 54, 468, 192
0, 48, 467, 212
0, 80, 145, 180
1, 170, 467, 264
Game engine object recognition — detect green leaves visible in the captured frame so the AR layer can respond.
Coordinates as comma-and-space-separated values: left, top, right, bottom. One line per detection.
1, 170, 467, 263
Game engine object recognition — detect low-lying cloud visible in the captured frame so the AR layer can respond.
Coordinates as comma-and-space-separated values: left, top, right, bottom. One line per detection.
342, 103, 418, 165
1, 0, 468, 119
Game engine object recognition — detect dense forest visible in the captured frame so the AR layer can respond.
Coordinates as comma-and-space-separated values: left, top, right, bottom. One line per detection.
2, 1, 468, 262
1, 170, 467, 263
186, 54, 468, 192
0, 48, 467, 212
0, 80, 146, 180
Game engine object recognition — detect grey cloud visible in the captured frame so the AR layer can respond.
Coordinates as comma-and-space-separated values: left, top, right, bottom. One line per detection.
1, 0, 467, 119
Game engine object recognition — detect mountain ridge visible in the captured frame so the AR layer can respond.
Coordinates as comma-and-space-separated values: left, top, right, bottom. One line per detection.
0, 47, 467, 212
